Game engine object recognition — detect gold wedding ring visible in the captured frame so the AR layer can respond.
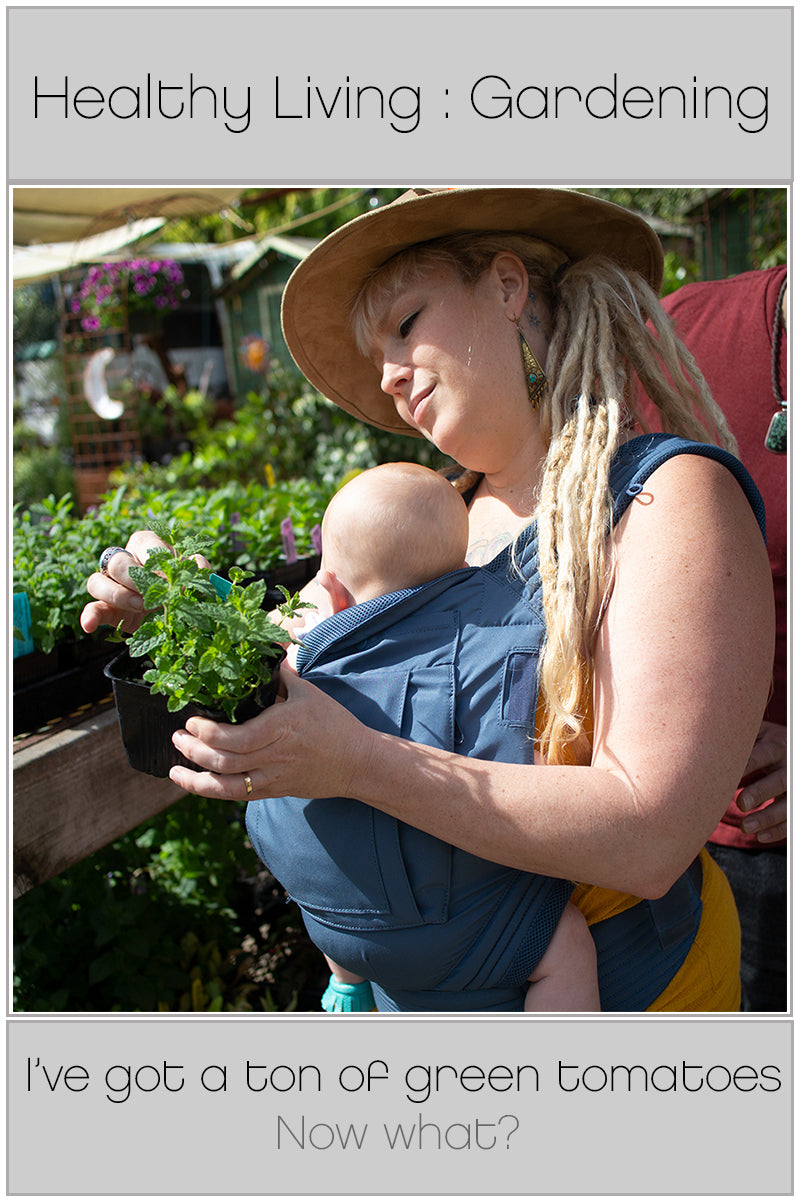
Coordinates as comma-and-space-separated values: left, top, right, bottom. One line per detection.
243, 773, 253, 796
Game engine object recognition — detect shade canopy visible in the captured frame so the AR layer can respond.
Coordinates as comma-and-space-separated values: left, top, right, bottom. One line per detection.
12, 218, 169, 285
12, 187, 243, 245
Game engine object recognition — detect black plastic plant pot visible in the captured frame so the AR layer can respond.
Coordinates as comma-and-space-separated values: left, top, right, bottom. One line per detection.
104, 650, 284, 779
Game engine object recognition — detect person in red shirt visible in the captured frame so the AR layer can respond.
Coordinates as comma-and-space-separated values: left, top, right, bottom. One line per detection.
653, 266, 787, 1010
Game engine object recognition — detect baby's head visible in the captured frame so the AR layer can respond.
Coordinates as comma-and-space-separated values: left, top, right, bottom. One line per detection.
319, 462, 469, 609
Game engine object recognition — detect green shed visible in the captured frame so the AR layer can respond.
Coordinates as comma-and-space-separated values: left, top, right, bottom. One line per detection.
221, 234, 316, 398
682, 188, 787, 280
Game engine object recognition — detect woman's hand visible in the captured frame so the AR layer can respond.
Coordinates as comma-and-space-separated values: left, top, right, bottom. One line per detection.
737, 719, 787, 844
168, 669, 374, 801
80, 530, 211, 635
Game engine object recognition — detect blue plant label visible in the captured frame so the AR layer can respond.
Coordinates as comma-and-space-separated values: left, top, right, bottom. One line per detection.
210, 573, 233, 599
13, 592, 35, 657
281, 517, 298, 564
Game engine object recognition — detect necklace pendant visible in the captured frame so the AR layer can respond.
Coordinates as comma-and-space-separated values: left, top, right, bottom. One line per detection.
765, 409, 787, 454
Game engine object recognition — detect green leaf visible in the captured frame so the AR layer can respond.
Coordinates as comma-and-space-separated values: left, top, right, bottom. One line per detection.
146, 518, 174, 545
128, 628, 166, 658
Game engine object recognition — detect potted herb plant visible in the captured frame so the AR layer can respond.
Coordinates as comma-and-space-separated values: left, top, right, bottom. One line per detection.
105, 522, 311, 778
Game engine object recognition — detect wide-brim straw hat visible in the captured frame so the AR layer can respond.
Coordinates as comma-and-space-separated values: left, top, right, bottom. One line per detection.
281, 186, 664, 436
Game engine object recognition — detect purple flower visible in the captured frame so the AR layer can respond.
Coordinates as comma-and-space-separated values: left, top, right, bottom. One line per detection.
78, 254, 189, 325
81, 315, 101, 331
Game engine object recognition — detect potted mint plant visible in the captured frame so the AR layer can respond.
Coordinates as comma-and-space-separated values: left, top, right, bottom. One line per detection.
105, 523, 310, 777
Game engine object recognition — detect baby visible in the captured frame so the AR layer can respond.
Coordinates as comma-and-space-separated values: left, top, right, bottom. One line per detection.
279, 462, 600, 1013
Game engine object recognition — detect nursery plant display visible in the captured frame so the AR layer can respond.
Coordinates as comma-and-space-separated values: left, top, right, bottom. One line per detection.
13, 475, 330, 738
13, 490, 140, 655
12, 489, 148, 733
13, 478, 330, 660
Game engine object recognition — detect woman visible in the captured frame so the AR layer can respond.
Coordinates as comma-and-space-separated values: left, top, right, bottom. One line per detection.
83, 188, 775, 1011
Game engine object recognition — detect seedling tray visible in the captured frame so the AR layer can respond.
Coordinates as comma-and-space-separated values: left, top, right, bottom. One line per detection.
14, 640, 119, 736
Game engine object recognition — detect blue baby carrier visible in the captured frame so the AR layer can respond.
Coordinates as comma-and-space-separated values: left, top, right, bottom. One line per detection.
246, 435, 765, 1012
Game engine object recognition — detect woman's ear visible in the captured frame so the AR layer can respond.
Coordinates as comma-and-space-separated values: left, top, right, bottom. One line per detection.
491, 252, 529, 319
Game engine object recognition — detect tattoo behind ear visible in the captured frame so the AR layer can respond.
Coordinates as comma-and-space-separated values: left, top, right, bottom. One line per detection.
524, 293, 542, 332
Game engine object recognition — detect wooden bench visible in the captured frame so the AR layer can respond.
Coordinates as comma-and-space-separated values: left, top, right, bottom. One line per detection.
13, 705, 185, 897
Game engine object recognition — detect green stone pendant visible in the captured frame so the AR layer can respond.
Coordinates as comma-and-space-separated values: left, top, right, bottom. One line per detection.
765, 409, 787, 454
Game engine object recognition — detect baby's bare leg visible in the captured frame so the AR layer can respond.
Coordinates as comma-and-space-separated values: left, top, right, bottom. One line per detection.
324, 954, 365, 985
525, 902, 601, 1012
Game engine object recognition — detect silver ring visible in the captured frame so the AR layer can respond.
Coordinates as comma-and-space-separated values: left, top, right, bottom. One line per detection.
243, 773, 253, 796
99, 546, 132, 575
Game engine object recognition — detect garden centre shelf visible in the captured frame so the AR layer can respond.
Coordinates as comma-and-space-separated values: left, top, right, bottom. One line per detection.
13, 706, 185, 897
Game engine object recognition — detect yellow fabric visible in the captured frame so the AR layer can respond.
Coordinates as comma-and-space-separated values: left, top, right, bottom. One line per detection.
571, 849, 741, 1012
570, 880, 641, 924
645, 850, 741, 1012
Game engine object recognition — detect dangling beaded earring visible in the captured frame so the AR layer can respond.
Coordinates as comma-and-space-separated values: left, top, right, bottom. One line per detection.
516, 320, 549, 410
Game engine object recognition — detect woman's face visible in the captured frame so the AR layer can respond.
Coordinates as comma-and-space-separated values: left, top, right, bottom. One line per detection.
366, 258, 547, 472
